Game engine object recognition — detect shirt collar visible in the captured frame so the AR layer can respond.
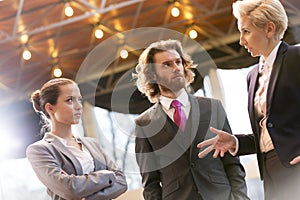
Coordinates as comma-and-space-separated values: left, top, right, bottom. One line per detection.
48, 133, 80, 146
160, 88, 189, 110
259, 41, 281, 72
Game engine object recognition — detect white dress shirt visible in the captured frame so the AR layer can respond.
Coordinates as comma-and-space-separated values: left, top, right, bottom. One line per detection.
159, 88, 191, 122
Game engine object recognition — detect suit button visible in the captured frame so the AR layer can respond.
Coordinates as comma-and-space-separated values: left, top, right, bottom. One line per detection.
191, 163, 195, 168
267, 123, 273, 128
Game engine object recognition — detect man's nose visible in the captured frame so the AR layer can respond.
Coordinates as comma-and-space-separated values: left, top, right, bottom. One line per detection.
172, 62, 180, 71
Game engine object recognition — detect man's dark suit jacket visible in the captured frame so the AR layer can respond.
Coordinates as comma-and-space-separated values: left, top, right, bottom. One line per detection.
236, 41, 300, 178
135, 95, 249, 200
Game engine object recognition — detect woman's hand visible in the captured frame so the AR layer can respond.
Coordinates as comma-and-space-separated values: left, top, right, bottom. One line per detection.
290, 155, 300, 165
197, 127, 237, 158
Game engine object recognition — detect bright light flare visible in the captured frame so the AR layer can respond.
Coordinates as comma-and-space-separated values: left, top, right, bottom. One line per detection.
22, 49, 31, 60
64, 3, 74, 17
171, 6, 180, 17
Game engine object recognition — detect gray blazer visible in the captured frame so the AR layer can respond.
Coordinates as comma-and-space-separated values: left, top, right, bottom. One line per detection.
26, 133, 127, 200
135, 95, 249, 200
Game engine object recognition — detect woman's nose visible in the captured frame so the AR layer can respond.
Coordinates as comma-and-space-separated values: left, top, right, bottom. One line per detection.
75, 100, 82, 110
239, 35, 245, 46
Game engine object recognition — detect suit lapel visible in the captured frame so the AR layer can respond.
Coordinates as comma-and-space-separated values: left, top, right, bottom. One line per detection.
248, 65, 259, 124
148, 102, 190, 153
44, 133, 83, 175
188, 95, 200, 145
188, 95, 201, 160
266, 42, 288, 113
150, 102, 170, 131
79, 138, 106, 170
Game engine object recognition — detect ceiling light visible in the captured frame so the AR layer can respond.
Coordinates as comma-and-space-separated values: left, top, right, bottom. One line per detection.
52, 49, 58, 58
171, 6, 180, 17
53, 67, 62, 77
120, 49, 128, 59
188, 29, 198, 39
20, 34, 28, 44
22, 49, 31, 60
64, 3, 74, 17
94, 28, 104, 39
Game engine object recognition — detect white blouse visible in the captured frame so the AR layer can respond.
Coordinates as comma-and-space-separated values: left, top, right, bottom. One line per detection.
52, 134, 95, 174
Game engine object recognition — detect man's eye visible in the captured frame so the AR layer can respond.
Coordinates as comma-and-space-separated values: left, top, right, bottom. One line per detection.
176, 60, 182, 65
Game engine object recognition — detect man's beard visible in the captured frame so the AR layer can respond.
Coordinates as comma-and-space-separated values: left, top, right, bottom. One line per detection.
159, 79, 186, 94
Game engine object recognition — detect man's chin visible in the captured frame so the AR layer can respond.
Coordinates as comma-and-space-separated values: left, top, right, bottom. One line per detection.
170, 82, 186, 92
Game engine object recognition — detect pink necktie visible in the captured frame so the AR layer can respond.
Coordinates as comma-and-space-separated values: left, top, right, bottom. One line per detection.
171, 100, 187, 131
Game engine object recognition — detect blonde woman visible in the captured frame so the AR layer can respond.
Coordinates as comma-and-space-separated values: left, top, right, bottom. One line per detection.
198, 0, 300, 199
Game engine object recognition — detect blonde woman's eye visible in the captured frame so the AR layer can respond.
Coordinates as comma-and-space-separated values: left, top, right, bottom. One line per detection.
67, 98, 73, 102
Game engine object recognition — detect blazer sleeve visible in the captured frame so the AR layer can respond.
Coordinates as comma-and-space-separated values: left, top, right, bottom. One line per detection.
135, 123, 162, 200
85, 140, 128, 200
85, 170, 127, 200
232, 68, 259, 156
26, 141, 119, 200
214, 99, 249, 200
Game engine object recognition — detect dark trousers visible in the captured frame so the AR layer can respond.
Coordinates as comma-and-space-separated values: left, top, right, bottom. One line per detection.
263, 150, 300, 200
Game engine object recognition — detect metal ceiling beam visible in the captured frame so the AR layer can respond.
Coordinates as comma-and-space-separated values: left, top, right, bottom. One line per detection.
12, 0, 25, 37
0, 0, 144, 44
76, 0, 98, 10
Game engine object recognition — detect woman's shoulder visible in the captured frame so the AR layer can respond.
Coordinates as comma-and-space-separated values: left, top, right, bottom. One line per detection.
26, 133, 59, 153
286, 43, 300, 54
79, 136, 98, 143
26, 139, 51, 158
79, 137, 102, 149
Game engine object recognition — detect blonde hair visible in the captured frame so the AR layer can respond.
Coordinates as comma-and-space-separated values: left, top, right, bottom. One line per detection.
233, 0, 288, 40
133, 39, 196, 103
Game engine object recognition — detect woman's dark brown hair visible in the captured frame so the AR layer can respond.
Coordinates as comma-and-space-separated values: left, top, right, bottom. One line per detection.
31, 78, 75, 133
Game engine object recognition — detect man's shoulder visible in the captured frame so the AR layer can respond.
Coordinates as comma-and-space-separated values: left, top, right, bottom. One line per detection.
191, 95, 220, 104
135, 103, 159, 126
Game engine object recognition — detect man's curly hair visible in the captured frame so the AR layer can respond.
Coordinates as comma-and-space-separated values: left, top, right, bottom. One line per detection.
133, 39, 196, 103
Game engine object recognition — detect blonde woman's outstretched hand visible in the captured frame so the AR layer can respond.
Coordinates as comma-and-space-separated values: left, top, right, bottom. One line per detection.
290, 155, 300, 165
197, 127, 237, 158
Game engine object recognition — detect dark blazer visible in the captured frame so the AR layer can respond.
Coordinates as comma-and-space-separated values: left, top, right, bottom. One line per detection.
26, 133, 127, 200
236, 41, 300, 178
135, 95, 249, 200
